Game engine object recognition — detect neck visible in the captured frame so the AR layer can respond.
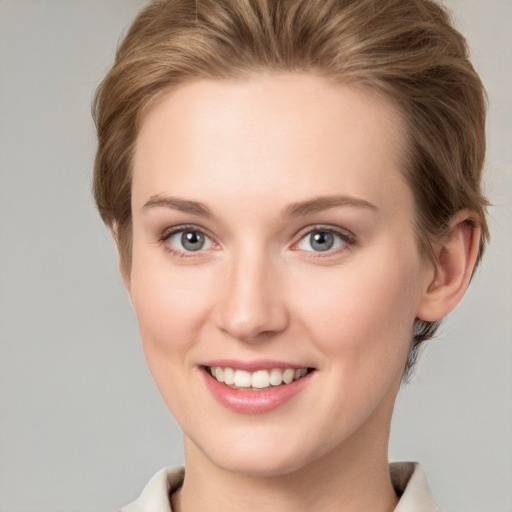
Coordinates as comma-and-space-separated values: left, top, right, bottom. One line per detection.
175, 419, 398, 512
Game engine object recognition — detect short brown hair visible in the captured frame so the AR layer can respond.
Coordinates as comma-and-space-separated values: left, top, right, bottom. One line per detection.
93, 0, 489, 377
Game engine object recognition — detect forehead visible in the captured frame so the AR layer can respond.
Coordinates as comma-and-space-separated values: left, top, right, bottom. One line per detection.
132, 73, 410, 214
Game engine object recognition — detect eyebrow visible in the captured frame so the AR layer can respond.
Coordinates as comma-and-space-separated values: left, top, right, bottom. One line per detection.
143, 195, 212, 217
283, 195, 378, 217
142, 194, 377, 218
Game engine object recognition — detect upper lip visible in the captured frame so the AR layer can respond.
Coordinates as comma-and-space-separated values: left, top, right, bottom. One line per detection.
202, 359, 313, 372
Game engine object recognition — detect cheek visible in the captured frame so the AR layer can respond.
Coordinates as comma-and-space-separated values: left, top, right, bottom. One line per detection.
129, 251, 213, 362
292, 249, 421, 363
128, 254, 215, 419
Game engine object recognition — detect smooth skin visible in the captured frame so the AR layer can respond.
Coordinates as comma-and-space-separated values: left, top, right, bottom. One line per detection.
126, 74, 480, 512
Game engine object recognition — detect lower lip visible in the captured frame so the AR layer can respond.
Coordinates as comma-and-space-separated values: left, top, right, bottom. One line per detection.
201, 368, 314, 414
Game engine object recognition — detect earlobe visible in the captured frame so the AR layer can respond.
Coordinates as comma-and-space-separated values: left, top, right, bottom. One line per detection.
417, 210, 481, 322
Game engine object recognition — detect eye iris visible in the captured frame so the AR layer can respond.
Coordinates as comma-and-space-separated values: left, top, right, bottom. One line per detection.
310, 231, 334, 251
181, 231, 205, 251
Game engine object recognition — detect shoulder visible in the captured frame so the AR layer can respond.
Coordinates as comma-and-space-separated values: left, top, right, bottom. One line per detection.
119, 466, 184, 512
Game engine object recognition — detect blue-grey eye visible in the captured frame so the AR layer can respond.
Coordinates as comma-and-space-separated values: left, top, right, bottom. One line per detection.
310, 231, 334, 251
181, 231, 204, 251
297, 229, 346, 252
169, 230, 214, 252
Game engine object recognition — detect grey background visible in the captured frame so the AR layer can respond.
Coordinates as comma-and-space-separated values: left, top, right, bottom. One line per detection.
0, 0, 510, 511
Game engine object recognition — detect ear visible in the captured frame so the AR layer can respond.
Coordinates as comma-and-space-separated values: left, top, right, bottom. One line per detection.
416, 210, 481, 322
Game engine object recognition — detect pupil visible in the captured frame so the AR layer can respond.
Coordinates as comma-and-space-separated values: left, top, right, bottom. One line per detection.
182, 231, 204, 251
311, 231, 334, 251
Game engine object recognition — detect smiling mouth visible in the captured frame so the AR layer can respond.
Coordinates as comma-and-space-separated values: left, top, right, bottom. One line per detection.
205, 366, 315, 391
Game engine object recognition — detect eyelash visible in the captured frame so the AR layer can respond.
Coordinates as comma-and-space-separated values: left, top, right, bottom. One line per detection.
158, 225, 217, 258
291, 225, 357, 256
157, 224, 357, 258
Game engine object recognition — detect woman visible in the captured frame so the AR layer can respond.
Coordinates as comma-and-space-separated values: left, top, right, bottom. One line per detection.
93, 0, 488, 510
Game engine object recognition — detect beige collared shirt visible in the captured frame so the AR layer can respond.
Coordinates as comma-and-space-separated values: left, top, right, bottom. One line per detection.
121, 462, 440, 512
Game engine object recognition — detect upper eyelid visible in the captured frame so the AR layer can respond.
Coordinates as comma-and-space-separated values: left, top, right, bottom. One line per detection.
293, 224, 356, 242
157, 225, 219, 255
159, 226, 218, 257
290, 225, 357, 254
159, 224, 213, 241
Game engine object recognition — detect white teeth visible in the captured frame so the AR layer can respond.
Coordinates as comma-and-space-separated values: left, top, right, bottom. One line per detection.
215, 367, 224, 383
209, 366, 309, 388
295, 368, 307, 379
223, 367, 235, 385
251, 370, 270, 389
269, 368, 283, 386
233, 369, 252, 387
282, 368, 295, 384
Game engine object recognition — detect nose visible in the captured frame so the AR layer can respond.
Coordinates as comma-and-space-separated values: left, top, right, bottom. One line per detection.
213, 250, 289, 342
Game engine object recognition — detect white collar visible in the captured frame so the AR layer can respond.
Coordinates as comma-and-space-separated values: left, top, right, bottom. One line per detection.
121, 461, 440, 512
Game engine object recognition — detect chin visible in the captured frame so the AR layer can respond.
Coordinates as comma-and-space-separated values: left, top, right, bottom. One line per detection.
189, 427, 331, 478
211, 450, 311, 478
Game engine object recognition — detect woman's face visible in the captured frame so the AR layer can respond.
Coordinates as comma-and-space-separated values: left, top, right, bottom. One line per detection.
129, 74, 433, 476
